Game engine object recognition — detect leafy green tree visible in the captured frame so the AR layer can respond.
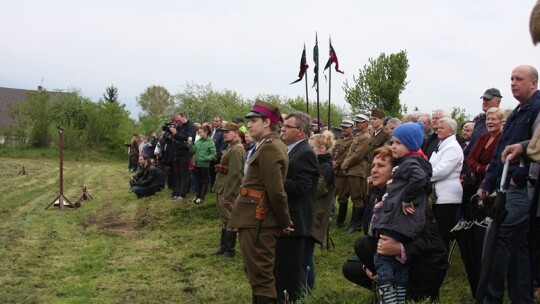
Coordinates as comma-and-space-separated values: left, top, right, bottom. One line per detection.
451, 106, 471, 136
285, 96, 350, 127
343, 50, 409, 117
136, 85, 175, 134
4, 99, 31, 140
23, 90, 53, 148
137, 85, 175, 117
103, 85, 118, 103
175, 82, 250, 123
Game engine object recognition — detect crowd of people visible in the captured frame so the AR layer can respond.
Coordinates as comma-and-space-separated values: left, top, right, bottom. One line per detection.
124, 64, 540, 303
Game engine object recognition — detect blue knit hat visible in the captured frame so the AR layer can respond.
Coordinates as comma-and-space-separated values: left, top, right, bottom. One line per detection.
392, 122, 424, 152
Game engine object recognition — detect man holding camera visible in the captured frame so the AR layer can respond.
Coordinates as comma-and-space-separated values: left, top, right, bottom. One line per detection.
130, 155, 161, 198
169, 112, 197, 201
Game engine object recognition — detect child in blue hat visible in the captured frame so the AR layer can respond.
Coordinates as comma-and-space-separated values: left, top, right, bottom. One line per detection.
370, 122, 433, 303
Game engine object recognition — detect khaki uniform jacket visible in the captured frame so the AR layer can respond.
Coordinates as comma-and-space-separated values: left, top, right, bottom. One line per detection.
212, 139, 246, 201
229, 133, 291, 229
368, 128, 390, 162
341, 132, 371, 177
332, 136, 354, 177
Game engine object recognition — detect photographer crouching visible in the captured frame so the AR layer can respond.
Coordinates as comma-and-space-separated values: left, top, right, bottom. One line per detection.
130, 155, 162, 198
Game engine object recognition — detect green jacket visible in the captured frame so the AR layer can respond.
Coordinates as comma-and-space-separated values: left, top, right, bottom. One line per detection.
189, 137, 217, 168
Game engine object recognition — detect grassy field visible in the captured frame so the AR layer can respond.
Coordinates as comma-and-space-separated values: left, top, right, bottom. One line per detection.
0, 152, 484, 303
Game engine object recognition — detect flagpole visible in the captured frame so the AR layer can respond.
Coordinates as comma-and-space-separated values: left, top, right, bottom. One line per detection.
305, 69, 309, 113
315, 33, 320, 133
328, 59, 332, 131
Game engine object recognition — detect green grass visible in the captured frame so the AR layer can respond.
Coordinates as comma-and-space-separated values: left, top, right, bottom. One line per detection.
0, 152, 511, 303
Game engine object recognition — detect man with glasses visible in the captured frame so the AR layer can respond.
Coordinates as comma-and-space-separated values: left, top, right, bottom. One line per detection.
341, 114, 371, 233
333, 119, 356, 228
275, 112, 319, 302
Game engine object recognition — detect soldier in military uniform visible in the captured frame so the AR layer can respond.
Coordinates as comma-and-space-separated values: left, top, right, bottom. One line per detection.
341, 114, 371, 233
333, 119, 355, 228
228, 100, 293, 304
368, 108, 390, 163
211, 122, 246, 258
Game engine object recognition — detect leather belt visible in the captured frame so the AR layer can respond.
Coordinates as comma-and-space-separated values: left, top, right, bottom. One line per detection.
239, 186, 264, 199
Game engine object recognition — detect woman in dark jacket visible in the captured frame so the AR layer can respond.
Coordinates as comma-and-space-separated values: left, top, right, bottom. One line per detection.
304, 131, 336, 290
466, 107, 504, 191
343, 146, 448, 301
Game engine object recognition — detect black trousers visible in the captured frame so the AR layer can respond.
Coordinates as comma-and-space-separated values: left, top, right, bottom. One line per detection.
173, 156, 190, 197
194, 166, 209, 200
432, 203, 459, 250
274, 236, 306, 302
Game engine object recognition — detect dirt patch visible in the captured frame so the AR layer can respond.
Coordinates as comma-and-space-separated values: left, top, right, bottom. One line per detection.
82, 210, 138, 237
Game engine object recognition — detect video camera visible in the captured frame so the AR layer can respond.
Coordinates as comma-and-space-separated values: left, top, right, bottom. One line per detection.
162, 122, 177, 132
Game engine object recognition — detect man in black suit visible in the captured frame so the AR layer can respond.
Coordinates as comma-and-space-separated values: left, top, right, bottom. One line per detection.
210, 116, 226, 188
275, 111, 319, 302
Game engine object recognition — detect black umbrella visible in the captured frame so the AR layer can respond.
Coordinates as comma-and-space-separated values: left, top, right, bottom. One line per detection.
475, 156, 514, 304
452, 195, 491, 298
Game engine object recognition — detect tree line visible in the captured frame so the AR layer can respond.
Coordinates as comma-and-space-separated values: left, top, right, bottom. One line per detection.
3, 49, 470, 157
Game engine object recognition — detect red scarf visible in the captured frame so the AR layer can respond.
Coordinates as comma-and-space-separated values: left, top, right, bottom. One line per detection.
403, 149, 428, 161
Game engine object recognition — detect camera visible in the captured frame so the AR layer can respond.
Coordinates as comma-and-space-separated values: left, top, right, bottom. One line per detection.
130, 176, 139, 186
162, 122, 177, 132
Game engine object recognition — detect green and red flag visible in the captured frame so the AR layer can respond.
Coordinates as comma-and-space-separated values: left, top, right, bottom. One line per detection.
324, 38, 344, 74
313, 34, 319, 88
290, 44, 309, 84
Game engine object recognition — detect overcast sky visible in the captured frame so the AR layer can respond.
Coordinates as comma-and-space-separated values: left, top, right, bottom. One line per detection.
1, 1, 539, 120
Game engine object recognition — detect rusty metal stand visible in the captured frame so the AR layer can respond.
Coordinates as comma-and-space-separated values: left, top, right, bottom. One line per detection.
18, 165, 28, 175
76, 185, 93, 203
46, 127, 75, 210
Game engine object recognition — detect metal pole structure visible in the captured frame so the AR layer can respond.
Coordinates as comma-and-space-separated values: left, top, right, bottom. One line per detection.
305, 69, 309, 114
328, 66, 332, 131
316, 81, 320, 133
46, 126, 73, 210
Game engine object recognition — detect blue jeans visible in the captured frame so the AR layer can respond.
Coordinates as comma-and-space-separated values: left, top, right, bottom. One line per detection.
483, 185, 533, 303
131, 185, 156, 198
374, 252, 409, 286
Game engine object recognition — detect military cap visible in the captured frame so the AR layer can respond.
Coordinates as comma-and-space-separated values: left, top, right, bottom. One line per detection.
353, 113, 369, 123
245, 100, 283, 124
221, 122, 239, 132
340, 119, 355, 128
371, 108, 386, 119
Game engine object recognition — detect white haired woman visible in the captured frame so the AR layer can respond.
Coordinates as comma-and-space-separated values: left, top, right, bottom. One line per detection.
429, 117, 464, 250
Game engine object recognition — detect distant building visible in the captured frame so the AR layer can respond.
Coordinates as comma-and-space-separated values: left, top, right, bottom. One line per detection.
0, 86, 70, 132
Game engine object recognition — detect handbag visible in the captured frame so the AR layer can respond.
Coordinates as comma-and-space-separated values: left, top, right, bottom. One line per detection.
427, 182, 438, 206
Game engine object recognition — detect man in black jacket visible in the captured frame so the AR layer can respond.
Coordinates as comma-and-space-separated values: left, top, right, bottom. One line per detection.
169, 112, 197, 201
275, 112, 319, 302
131, 155, 161, 198
209, 116, 226, 188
